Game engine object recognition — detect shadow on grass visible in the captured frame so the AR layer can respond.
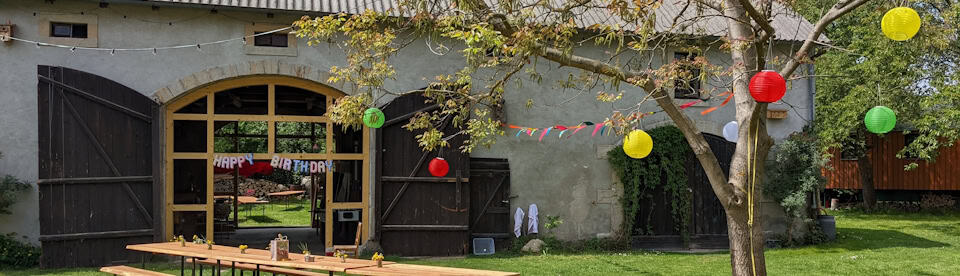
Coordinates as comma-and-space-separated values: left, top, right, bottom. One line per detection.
281, 205, 305, 212
242, 216, 281, 223
824, 227, 951, 250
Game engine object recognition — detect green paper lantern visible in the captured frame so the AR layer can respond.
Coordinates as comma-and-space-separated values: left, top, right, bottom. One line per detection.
864, 106, 896, 134
363, 108, 385, 128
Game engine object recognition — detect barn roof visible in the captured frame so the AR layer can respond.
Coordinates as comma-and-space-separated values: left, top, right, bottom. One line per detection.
147, 0, 822, 42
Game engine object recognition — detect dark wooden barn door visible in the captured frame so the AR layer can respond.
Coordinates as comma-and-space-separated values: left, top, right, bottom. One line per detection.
37, 66, 159, 268
632, 133, 733, 249
375, 93, 470, 256
687, 133, 733, 248
469, 158, 511, 251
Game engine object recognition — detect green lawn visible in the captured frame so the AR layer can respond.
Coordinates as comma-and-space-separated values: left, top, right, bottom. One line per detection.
235, 198, 312, 227
4, 210, 959, 275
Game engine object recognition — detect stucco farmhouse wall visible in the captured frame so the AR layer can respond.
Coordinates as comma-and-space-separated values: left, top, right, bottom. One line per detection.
0, 0, 811, 244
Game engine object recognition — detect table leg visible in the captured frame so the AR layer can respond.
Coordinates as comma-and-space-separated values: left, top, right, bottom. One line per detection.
217, 260, 222, 276
181, 256, 185, 276
255, 264, 260, 276
231, 261, 235, 276
141, 254, 146, 269
192, 257, 197, 276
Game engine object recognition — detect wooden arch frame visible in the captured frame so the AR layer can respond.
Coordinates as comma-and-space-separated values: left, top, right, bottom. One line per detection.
163, 75, 369, 248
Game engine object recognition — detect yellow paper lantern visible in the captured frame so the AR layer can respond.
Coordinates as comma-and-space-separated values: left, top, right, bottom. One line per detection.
623, 130, 653, 159
881, 7, 922, 41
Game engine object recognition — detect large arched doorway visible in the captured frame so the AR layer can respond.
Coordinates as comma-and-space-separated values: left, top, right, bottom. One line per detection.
163, 76, 368, 248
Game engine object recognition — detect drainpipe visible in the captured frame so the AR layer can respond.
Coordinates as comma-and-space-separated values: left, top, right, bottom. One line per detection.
807, 64, 816, 123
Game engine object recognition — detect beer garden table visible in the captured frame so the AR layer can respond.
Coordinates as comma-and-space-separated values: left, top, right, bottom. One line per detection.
126, 242, 519, 276
127, 242, 389, 276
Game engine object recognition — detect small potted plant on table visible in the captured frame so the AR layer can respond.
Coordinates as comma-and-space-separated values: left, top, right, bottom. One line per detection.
371, 252, 384, 267
299, 242, 315, 262
334, 250, 347, 263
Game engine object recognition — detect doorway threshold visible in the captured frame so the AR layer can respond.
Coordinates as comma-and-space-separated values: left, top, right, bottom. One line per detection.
216, 227, 324, 250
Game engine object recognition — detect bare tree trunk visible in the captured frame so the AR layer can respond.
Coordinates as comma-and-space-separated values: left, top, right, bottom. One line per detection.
858, 153, 877, 209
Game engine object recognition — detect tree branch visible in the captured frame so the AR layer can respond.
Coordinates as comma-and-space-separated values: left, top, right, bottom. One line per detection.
779, 0, 871, 78
737, 0, 776, 41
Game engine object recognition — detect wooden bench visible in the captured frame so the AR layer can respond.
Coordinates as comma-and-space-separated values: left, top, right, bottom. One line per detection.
100, 266, 173, 276
188, 258, 332, 276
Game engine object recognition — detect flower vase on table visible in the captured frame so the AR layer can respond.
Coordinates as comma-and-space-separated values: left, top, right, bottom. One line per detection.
334, 250, 347, 263
372, 252, 384, 267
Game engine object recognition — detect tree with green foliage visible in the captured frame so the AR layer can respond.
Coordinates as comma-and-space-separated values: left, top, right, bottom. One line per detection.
795, 0, 959, 209
292, 0, 915, 274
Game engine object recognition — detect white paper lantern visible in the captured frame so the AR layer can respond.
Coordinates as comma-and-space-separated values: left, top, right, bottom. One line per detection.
722, 121, 738, 142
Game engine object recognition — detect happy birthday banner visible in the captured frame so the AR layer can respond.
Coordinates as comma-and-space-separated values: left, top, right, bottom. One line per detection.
505, 92, 731, 141
213, 154, 334, 174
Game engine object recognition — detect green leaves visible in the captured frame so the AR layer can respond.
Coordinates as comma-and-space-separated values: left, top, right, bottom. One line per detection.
764, 131, 828, 220
0, 153, 31, 215
607, 126, 691, 238
806, 0, 960, 165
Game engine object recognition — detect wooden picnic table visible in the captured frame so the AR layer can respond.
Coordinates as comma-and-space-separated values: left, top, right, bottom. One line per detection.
126, 242, 519, 276
214, 195, 267, 216
127, 242, 390, 275
267, 190, 306, 197
214, 195, 266, 204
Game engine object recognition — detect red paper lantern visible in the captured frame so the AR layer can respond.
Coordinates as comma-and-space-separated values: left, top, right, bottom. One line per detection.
428, 157, 449, 177
748, 70, 786, 103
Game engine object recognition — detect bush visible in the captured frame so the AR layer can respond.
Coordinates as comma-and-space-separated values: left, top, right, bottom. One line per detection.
0, 152, 32, 215
764, 129, 828, 245
0, 233, 40, 268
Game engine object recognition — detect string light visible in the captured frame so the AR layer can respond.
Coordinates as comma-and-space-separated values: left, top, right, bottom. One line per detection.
5, 26, 292, 54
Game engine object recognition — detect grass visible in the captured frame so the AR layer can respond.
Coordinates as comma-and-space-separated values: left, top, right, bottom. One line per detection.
408, 209, 960, 275
235, 198, 312, 227
3, 210, 959, 275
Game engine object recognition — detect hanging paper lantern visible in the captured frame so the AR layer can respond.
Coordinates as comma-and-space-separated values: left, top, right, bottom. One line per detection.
363, 108, 385, 128
722, 121, 739, 142
623, 130, 653, 159
748, 70, 786, 103
428, 157, 449, 177
864, 106, 897, 134
881, 7, 922, 41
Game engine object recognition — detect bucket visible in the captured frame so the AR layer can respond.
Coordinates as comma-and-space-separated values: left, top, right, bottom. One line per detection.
818, 215, 836, 241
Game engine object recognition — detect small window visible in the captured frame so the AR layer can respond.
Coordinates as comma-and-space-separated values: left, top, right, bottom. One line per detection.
50, 22, 87, 38
254, 32, 288, 47
674, 52, 702, 99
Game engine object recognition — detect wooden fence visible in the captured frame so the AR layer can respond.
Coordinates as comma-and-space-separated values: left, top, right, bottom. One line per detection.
824, 131, 960, 191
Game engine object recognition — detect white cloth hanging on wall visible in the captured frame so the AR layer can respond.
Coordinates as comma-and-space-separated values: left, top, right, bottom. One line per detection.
513, 208, 525, 237
527, 204, 539, 234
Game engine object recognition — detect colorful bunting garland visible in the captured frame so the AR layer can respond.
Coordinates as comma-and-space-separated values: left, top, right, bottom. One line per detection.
504, 92, 732, 141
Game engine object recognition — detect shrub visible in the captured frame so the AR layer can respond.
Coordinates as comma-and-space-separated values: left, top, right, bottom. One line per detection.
0, 233, 40, 268
0, 153, 32, 215
764, 129, 829, 245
